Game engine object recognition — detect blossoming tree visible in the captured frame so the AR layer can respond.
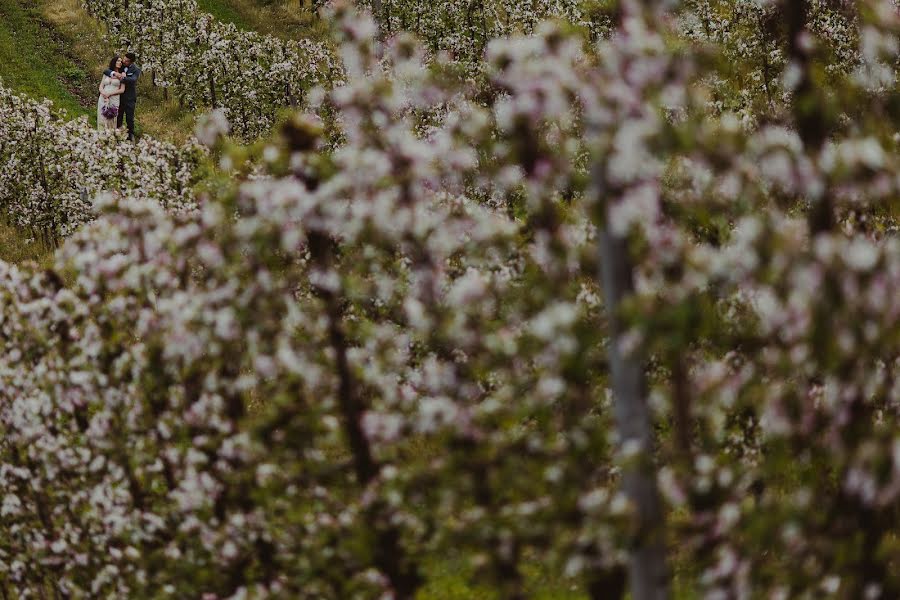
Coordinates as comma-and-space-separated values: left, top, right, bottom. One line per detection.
0, 82, 202, 245
0, 0, 898, 598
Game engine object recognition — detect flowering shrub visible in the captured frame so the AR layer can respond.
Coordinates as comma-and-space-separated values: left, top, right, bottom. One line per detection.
80, 0, 337, 140
1, 1, 899, 599
0, 82, 203, 244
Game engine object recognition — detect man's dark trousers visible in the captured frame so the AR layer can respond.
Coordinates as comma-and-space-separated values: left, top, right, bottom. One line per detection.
116, 101, 136, 140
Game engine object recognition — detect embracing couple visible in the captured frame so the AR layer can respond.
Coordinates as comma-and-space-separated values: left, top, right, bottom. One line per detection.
97, 52, 141, 140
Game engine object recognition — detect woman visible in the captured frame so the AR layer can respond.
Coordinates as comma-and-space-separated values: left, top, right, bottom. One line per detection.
97, 57, 125, 131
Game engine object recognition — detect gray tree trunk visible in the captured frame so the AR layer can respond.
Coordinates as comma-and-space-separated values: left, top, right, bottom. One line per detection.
372, 0, 383, 23
782, 0, 833, 234
599, 227, 670, 600
372, 0, 384, 54
596, 2, 672, 597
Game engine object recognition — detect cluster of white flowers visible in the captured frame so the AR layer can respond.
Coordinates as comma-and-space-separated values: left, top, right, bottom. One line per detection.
80, 0, 337, 140
0, 81, 203, 244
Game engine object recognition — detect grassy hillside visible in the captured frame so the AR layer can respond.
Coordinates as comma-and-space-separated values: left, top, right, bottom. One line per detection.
197, 0, 327, 40
0, 0, 94, 115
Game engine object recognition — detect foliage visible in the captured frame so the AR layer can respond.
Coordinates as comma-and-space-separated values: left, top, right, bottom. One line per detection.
0, 0, 899, 599
0, 81, 203, 244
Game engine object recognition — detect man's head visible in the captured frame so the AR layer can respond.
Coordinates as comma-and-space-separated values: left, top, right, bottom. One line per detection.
124, 52, 137, 67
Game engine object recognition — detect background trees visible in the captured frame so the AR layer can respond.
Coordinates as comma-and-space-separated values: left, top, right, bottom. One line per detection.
0, 0, 898, 598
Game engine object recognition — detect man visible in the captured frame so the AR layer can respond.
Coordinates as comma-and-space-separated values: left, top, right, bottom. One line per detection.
104, 52, 141, 141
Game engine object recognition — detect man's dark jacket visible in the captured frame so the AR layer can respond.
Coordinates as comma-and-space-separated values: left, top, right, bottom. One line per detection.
104, 64, 141, 104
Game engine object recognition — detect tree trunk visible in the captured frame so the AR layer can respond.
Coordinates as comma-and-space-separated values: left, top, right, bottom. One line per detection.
598, 227, 669, 600
783, 0, 833, 234
372, 0, 384, 55
594, 8, 670, 600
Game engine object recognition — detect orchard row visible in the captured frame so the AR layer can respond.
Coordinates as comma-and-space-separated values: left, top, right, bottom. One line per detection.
82, 0, 892, 138
0, 82, 202, 244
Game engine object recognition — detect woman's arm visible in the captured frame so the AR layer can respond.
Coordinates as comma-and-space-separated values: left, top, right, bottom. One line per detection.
99, 77, 108, 99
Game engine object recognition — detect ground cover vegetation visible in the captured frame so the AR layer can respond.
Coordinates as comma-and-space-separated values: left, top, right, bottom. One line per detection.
195, 0, 328, 40
0, 0, 95, 116
0, 0, 899, 598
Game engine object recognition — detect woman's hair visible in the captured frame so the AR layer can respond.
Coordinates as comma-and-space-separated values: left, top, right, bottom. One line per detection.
108, 56, 122, 72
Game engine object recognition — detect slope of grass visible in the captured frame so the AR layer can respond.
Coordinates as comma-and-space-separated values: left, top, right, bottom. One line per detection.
197, 0, 328, 41
0, 0, 94, 116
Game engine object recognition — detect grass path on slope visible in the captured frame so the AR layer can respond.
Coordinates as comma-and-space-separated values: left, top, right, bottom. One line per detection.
197, 0, 327, 41
0, 0, 93, 116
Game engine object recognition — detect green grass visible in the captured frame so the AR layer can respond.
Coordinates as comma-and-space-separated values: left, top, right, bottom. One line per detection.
196, 0, 329, 41
419, 559, 589, 600
196, 0, 253, 29
0, 0, 94, 116
0, 221, 55, 267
